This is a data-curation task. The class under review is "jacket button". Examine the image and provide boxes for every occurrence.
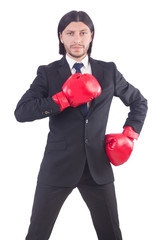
[86,119,89,124]
[44,111,50,115]
[85,139,88,144]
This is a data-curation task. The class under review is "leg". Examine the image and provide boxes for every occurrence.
[25,182,73,240]
[78,182,122,240]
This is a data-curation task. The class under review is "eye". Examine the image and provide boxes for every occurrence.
[81,31,87,35]
[67,32,73,36]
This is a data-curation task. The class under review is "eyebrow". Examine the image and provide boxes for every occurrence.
[66,29,89,32]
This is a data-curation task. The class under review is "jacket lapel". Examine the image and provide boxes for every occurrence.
[89,58,104,87]
[87,58,104,116]
[57,57,72,86]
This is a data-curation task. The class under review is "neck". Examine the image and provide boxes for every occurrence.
[66,53,87,62]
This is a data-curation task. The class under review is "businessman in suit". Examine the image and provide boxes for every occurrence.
[15,11,148,240]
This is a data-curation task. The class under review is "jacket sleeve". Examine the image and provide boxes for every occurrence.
[14,66,61,122]
[113,63,148,134]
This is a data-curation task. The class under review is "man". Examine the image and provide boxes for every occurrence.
[15,10,148,240]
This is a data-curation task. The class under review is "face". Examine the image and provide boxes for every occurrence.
[60,21,93,61]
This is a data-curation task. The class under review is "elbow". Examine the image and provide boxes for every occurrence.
[14,109,26,123]
[143,98,148,114]
[14,105,29,122]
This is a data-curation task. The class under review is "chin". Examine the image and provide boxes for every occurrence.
[70,52,86,59]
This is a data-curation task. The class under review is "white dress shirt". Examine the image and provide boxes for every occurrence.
[65,54,92,110]
[66,54,92,75]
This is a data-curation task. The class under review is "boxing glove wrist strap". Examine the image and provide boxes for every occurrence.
[123,126,139,140]
[52,92,70,111]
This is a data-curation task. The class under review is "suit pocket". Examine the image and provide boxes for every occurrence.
[46,141,66,151]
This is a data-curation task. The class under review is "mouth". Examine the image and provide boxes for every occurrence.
[71,45,83,50]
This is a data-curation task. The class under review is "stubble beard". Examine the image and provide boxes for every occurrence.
[66,44,89,60]
[69,51,86,59]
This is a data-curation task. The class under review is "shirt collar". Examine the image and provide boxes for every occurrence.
[66,54,89,70]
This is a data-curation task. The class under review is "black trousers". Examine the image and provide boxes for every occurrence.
[25,162,122,240]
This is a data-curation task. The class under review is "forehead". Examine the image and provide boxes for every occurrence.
[63,21,90,32]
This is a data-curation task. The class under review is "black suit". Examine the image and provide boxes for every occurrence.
[15,57,147,240]
[15,57,147,186]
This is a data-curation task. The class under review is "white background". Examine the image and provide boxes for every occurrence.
[0,0,159,239]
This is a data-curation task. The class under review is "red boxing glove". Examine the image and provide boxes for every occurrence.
[105,127,139,166]
[52,73,101,111]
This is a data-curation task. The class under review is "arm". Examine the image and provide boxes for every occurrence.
[14,67,101,123]
[105,64,148,166]
[113,63,148,134]
[14,66,61,122]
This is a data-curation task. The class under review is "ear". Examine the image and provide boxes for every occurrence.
[59,32,63,44]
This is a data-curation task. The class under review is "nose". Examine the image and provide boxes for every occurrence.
[73,33,81,44]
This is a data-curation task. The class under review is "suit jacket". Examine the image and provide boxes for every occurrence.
[14,57,148,187]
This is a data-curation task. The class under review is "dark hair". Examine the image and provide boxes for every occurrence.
[58,11,95,56]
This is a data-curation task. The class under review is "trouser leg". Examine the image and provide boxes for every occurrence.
[77,164,122,240]
[25,182,73,240]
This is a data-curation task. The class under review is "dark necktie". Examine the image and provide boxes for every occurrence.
[73,63,87,116]
[73,62,84,73]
